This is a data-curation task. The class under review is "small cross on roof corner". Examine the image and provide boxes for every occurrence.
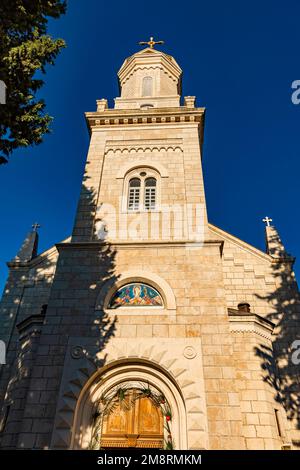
[138,36,164,49]
[262,216,273,227]
[32,222,41,232]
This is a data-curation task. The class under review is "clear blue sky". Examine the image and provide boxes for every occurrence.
[1,0,300,293]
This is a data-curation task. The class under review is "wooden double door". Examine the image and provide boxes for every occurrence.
[100,390,164,449]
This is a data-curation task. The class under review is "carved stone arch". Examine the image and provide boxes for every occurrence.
[51,337,208,450]
[163,71,177,83]
[95,270,176,312]
[71,360,188,449]
[116,160,169,179]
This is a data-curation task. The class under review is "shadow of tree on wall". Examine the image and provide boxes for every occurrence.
[75,161,119,344]
[254,231,300,446]
[0,234,60,447]
[0,178,120,449]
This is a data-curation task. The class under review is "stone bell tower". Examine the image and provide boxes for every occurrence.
[1,40,298,451]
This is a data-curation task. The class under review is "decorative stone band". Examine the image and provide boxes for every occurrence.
[99,439,163,448]
[228,309,275,341]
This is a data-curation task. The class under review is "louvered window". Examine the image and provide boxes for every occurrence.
[128,178,141,211]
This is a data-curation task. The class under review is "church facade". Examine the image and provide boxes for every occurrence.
[0,44,299,450]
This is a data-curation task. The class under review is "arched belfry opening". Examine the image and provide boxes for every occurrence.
[142,76,153,97]
[90,384,165,449]
[71,361,187,450]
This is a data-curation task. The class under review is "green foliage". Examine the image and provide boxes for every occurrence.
[0,1,67,163]
[89,383,175,450]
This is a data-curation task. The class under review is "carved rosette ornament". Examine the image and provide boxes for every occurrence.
[88,381,174,450]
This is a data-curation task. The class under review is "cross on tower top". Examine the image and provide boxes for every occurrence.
[138,36,164,49]
[32,222,41,232]
[262,216,273,227]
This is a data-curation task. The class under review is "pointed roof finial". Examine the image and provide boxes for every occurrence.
[138,36,164,49]
[13,223,40,263]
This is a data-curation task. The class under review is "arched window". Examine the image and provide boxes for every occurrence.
[237,302,251,312]
[140,104,154,109]
[128,178,141,211]
[142,76,153,97]
[144,177,157,210]
[109,283,163,308]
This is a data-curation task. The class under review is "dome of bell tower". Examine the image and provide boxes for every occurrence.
[115,47,182,109]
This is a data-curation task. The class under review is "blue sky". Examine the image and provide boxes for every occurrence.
[1,0,300,292]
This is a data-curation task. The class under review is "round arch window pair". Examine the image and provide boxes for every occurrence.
[109,282,163,308]
[128,175,157,211]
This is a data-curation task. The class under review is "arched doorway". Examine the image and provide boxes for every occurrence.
[72,361,187,449]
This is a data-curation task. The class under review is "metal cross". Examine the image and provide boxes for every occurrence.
[262,217,273,227]
[138,36,164,49]
[32,222,41,232]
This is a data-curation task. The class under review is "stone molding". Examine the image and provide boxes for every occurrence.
[121,64,178,84]
[228,309,275,341]
[95,270,176,313]
[209,223,272,262]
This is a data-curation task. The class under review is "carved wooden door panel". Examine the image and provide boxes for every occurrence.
[100,391,164,449]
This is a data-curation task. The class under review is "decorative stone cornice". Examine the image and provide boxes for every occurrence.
[7,237,70,270]
[228,308,275,341]
[85,107,205,133]
[117,48,182,89]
